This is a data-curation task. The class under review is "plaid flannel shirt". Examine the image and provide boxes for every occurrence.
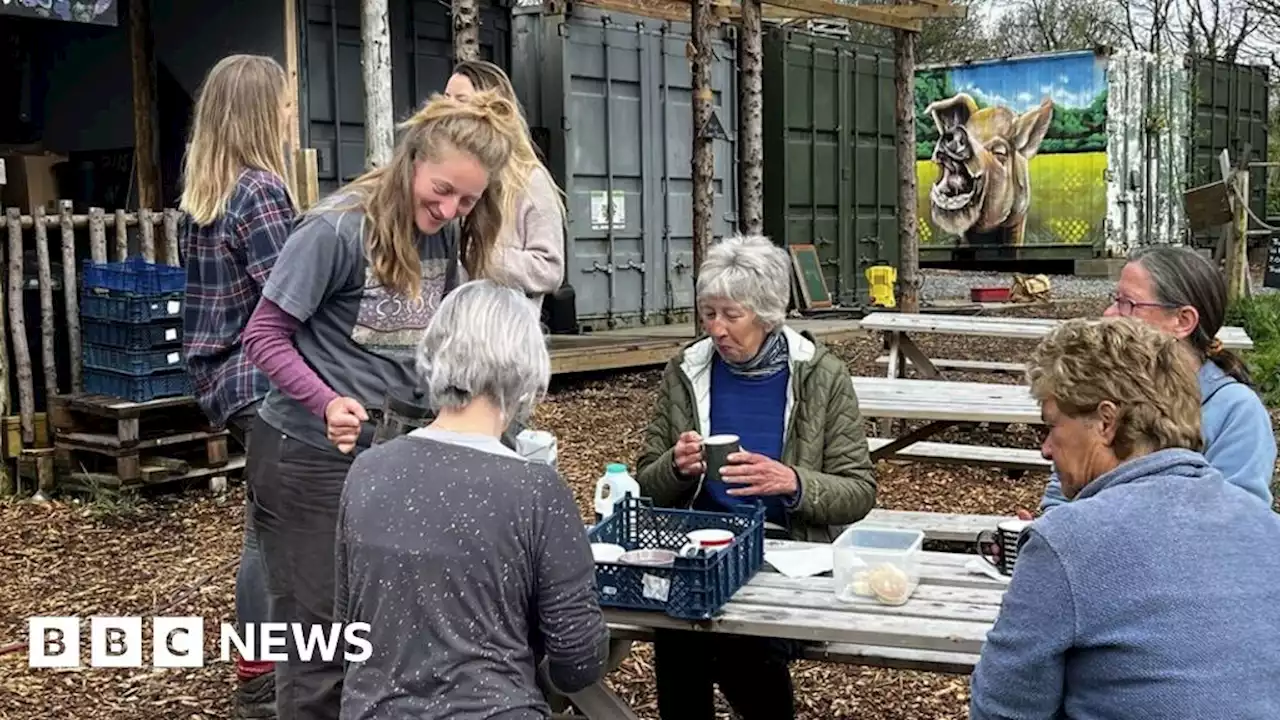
[180,168,296,428]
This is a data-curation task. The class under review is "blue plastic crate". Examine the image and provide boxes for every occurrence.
[588,496,765,620]
[82,256,185,296]
[83,367,192,403]
[82,318,183,350]
[83,343,185,376]
[80,290,184,324]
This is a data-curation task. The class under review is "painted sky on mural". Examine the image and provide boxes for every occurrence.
[948,51,1108,112]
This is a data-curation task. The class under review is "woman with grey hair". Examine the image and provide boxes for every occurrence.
[1035,244,1275,515]
[635,234,877,719]
[333,279,609,719]
[971,317,1280,718]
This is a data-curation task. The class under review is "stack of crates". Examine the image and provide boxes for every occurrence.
[80,256,191,403]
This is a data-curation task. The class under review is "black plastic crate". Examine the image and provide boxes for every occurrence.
[83,343,185,376]
[588,496,765,620]
[82,256,185,296]
[82,318,183,350]
[81,290,184,324]
[83,368,192,403]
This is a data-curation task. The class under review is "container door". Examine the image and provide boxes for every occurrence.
[516,7,738,331]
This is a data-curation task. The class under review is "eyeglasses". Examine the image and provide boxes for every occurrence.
[1110,296,1179,316]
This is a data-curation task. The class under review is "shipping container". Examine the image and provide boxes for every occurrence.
[510,4,739,331]
[300,0,512,194]
[761,28,898,306]
[913,48,1269,268]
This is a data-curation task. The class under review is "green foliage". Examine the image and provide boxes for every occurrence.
[913,69,1108,160]
[1225,294,1280,407]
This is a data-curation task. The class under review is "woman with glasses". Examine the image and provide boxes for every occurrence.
[1037,245,1276,513]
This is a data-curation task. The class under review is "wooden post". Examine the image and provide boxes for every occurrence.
[893,5,920,313]
[163,209,180,266]
[60,201,81,393]
[453,0,480,62]
[128,0,162,210]
[88,207,107,263]
[114,209,129,260]
[283,0,303,152]
[1227,168,1251,301]
[7,208,33,449]
[361,0,394,168]
[139,207,156,262]
[738,0,764,237]
[690,0,715,285]
[33,206,57,411]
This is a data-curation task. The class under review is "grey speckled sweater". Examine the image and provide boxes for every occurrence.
[335,427,609,720]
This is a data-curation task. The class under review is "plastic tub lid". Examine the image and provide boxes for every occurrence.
[606,463,628,473]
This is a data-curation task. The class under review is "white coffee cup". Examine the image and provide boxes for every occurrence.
[678,528,735,558]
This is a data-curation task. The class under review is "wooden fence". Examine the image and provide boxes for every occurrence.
[0,149,320,495]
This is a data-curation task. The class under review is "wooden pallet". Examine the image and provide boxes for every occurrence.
[49,392,235,487]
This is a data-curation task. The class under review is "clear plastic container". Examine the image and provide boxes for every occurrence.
[832,524,924,606]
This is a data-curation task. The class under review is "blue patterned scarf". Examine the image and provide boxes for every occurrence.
[721,329,790,378]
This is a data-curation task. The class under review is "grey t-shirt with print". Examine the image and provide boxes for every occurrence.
[257,193,458,452]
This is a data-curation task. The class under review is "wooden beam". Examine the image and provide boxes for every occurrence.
[691,0,715,294]
[760,0,922,29]
[283,0,302,151]
[570,0,960,29]
[739,0,763,236]
[894,0,920,312]
[128,0,161,210]
[361,0,394,167]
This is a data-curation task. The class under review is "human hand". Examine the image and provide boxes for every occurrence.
[672,431,704,477]
[325,396,368,454]
[720,451,798,497]
[1015,508,1035,522]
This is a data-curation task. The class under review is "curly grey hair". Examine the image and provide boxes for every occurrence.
[695,234,792,330]
[414,279,550,423]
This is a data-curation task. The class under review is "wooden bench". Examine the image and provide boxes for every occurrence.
[607,623,979,675]
[862,508,1019,543]
[865,437,1050,472]
[875,355,1027,375]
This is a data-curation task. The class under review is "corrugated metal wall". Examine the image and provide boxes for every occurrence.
[300,0,511,194]
[761,29,897,306]
[511,5,739,330]
[1187,55,1270,244]
[1103,50,1189,257]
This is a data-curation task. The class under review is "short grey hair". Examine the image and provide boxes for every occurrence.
[414,279,550,423]
[695,234,791,329]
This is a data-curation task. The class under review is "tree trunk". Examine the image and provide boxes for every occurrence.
[362,0,395,168]
[738,0,763,237]
[453,0,480,63]
[690,0,715,286]
[128,0,161,211]
[893,21,920,313]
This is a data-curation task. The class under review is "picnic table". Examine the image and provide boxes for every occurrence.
[850,376,1045,468]
[862,312,1254,379]
[562,538,1008,719]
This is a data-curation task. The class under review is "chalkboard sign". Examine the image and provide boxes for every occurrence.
[1264,234,1280,290]
[789,244,831,309]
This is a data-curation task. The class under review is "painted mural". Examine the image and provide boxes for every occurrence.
[1,0,117,26]
[916,51,1109,248]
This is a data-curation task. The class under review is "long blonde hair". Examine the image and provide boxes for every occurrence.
[326,91,526,298]
[449,60,567,275]
[179,54,297,225]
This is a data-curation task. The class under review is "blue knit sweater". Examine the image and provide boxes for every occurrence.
[971,448,1280,719]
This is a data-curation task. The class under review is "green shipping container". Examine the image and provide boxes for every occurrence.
[762,29,899,307]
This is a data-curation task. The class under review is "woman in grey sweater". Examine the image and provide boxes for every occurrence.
[334,280,609,719]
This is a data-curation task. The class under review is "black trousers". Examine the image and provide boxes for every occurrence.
[653,629,797,719]
[246,415,355,720]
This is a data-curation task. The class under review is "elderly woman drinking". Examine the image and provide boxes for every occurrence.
[970,317,1280,720]
[334,279,609,719]
[635,234,877,720]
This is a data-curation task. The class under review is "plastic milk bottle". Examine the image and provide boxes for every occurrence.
[593,463,641,522]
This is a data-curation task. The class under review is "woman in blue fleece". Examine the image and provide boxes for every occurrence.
[1039,245,1275,512]
[971,317,1280,719]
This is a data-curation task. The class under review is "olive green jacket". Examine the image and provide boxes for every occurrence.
[634,325,877,543]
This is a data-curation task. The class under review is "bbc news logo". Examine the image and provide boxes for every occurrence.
[27,617,372,668]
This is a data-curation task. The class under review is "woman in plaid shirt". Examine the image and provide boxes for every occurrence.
[178,53,298,720]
